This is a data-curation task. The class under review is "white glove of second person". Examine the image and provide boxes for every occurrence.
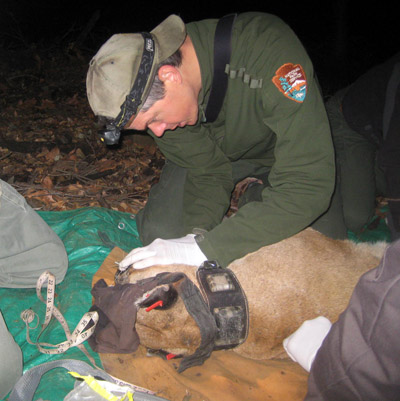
[283,316,332,372]
[118,234,207,270]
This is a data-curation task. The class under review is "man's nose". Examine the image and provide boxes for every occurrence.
[149,122,167,137]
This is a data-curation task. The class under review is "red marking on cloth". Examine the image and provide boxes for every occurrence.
[145,300,163,312]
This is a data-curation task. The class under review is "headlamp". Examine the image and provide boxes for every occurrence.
[98,124,121,146]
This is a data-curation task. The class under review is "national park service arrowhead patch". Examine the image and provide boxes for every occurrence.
[272,63,307,103]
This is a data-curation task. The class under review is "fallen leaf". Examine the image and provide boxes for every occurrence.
[42,176,53,189]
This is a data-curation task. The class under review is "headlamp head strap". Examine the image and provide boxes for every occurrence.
[114,32,155,128]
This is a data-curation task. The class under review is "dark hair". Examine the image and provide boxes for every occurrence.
[141,49,183,112]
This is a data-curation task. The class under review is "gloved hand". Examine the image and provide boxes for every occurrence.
[118,234,207,270]
[283,316,332,372]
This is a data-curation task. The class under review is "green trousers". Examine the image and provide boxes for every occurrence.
[136,156,348,247]
[326,89,386,234]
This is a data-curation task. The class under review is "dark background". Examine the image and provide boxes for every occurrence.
[0,0,399,94]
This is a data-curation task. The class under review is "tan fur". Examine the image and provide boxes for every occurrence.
[116,228,387,360]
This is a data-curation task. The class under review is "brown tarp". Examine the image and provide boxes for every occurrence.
[92,247,308,401]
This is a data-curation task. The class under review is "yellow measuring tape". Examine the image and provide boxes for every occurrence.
[20,271,100,367]
[68,372,134,401]
[20,270,156,396]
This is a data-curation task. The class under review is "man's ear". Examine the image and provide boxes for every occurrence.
[157,65,182,84]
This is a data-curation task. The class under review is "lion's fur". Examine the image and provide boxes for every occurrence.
[117,228,387,360]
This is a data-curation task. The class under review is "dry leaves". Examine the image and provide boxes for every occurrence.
[0,47,164,214]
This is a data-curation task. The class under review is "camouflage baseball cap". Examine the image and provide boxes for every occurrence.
[86,14,186,127]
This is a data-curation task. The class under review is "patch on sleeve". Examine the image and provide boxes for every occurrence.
[272,63,307,103]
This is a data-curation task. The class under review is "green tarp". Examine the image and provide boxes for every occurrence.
[0,207,141,401]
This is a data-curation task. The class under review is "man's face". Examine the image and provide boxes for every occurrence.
[126,74,199,137]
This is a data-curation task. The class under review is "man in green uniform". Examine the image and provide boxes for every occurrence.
[86,12,338,270]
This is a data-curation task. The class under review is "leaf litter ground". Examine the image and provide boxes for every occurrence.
[0,47,164,215]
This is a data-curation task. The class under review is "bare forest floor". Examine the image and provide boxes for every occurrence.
[0,46,165,215]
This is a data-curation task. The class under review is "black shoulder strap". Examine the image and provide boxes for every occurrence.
[204,13,236,123]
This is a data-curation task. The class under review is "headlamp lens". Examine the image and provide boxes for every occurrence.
[98,125,121,145]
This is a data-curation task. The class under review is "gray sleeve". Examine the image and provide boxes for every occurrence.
[0,179,68,288]
[305,239,400,401]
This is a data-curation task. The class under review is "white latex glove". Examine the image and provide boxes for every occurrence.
[118,234,207,270]
[283,316,332,372]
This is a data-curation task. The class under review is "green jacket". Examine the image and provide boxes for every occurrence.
[151,12,334,266]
